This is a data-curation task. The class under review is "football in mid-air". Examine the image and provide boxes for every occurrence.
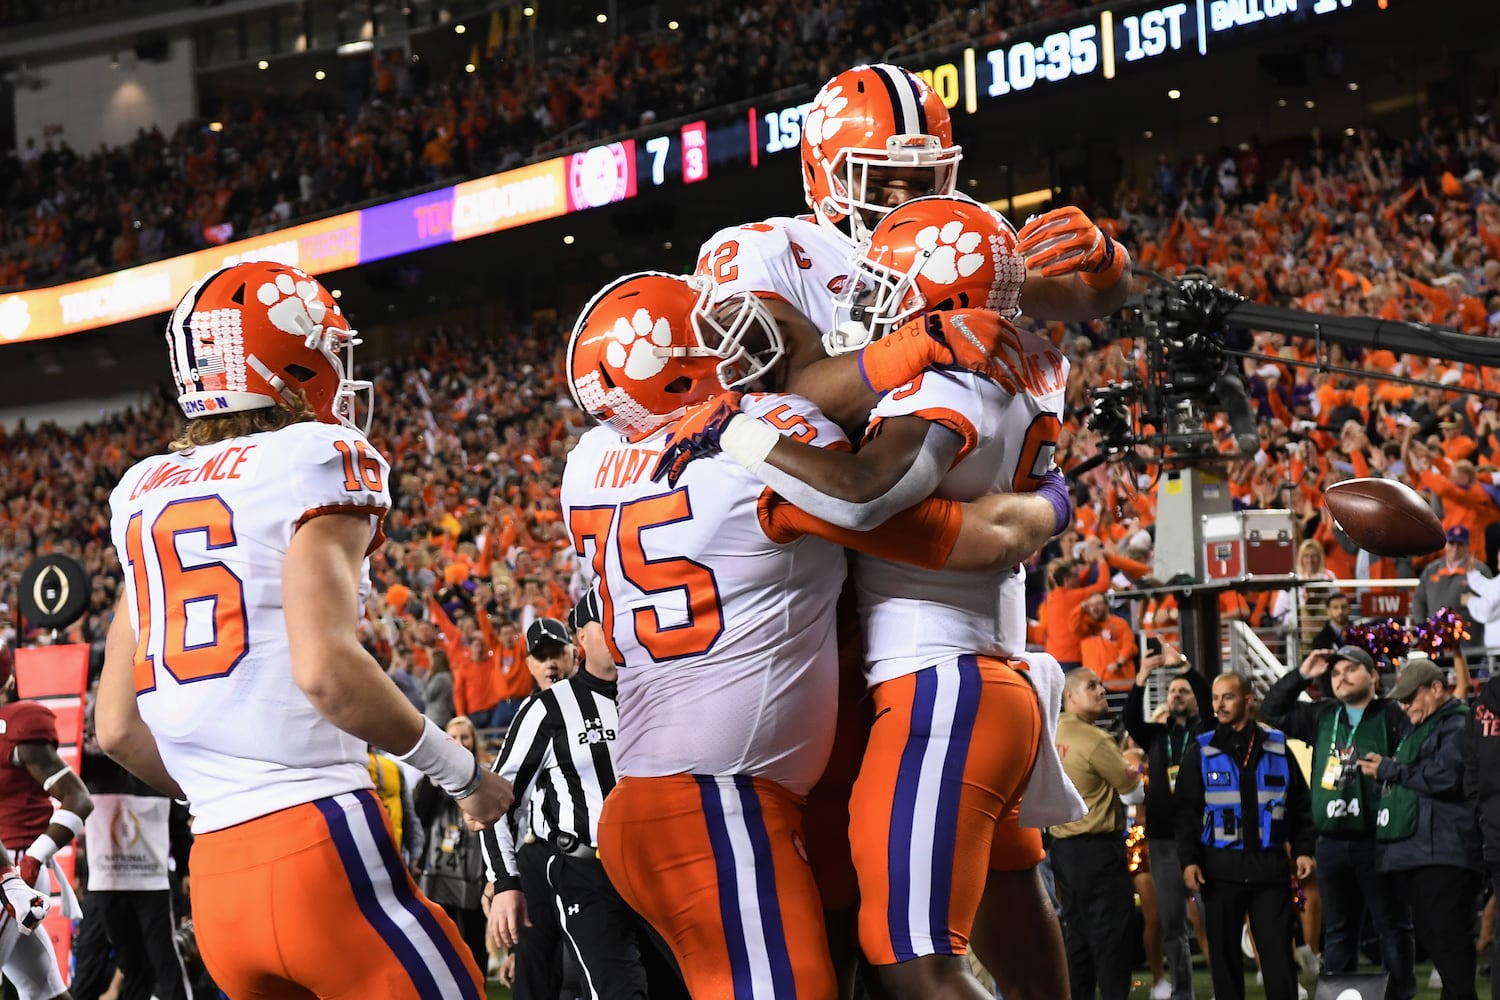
[1323,478,1445,557]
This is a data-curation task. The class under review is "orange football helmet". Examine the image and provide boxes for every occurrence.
[826,195,1026,355]
[566,272,783,440]
[801,64,962,242]
[165,261,370,429]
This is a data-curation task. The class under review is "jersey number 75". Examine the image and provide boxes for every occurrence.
[568,489,725,664]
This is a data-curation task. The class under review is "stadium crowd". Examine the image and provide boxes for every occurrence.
[2,65,1500,998]
[0,0,1099,293]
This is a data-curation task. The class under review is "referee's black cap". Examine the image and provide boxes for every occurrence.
[569,586,601,632]
[526,617,571,656]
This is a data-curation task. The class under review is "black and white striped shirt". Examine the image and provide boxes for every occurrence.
[480,668,619,891]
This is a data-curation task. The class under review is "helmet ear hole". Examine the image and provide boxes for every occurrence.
[664,376,694,394]
[230,283,247,305]
[284,363,318,383]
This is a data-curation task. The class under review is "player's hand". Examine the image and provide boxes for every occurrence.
[457,770,513,830]
[1017,207,1115,277]
[0,868,49,934]
[1183,864,1205,892]
[1295,855,1316,881]
[916,310,1033,392]
[650,393,745,487]
[487,889,530,952]
[499,952,517,987]
[16,855,41,888]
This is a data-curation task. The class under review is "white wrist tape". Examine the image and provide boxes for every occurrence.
[51,810,84,839]
[24,834,59,865]
[719,415,780,470]
[395,716,478,795]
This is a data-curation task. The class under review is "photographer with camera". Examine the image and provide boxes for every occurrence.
[1263,646,1416,999]
[1125,641,1212,1000]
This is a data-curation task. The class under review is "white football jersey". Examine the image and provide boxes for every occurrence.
[695,215,854,336]
[560,394,849,796]
[108,421,389,832]
[857,328,1069,684]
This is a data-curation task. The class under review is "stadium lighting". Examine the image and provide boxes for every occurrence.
[523,6,535,15]
[257,60,269,70]
[465,63,476,73]
[668,19,679,29]
[331,289,342,299]
[1305,99,1316,109]
[1209,115,1220,124]
[1144,130,1154,138]
[208,121,224,132]
[315,70,326,80]
[1347,82,1360,91]
[1345,127,1357,136]
[596,13,607,22]
[663,241,673,250]
[564,235,576,245]
[1167,89,1181,100]
[455,23,466,34]
[1277,99,1288,107]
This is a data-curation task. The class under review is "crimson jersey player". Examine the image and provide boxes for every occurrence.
[0,670,93,999]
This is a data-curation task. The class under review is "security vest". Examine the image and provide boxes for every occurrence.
[368,752,405,851]
[1312,704,1391,836]
[1199,726,1291,850]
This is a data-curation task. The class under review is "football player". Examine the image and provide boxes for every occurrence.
[0,654,89,1000]
[562,270,1067,1000]
[668,193,1127,998]
[695,62,1129,433]
[0,837,52,991]
[97,261,512,1000]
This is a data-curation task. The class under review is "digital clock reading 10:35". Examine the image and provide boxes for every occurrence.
[985,25,1101,95]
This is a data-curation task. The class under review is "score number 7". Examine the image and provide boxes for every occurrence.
[569,489,725,663]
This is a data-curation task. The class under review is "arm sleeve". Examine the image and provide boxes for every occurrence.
[1286,748,1318,858]
[6,703,57,745]
[746,420,961,531]
[758,490,961,570]
[1174,742,1206,869]
[1381,714,1468,797]
[695,225,798,302]
[1122,683,1161,750]
[479,694,549,890]
[1465,709,1480,804]
[1260,670,1321,743]
[287,424,391,554]
[1091,739,1143,796]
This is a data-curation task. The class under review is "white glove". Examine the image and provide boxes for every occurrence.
[1,868,49,934]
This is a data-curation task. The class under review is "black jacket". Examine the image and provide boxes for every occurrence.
[1465,679,1500,863]
[1123,665,1213,840]
[1174,722,1317,884]
[1261,667,1408,837]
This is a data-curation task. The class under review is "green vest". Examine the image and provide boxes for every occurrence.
[1375,699,1467,843]
[1311,703,1391,835]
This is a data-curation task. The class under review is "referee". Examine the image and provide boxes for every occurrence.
[481,591,684,1000]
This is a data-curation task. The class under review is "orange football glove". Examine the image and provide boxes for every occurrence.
[859,310,1022,395]
[1017,207,1127,288]
[651,392,744,487]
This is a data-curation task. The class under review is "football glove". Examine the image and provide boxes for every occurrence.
[859,310,1027,395]
[1017,207,1126,288]
[651,393,745,487]
[1,867,48,934]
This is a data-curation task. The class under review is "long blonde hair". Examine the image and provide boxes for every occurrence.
[169,392,317,452]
